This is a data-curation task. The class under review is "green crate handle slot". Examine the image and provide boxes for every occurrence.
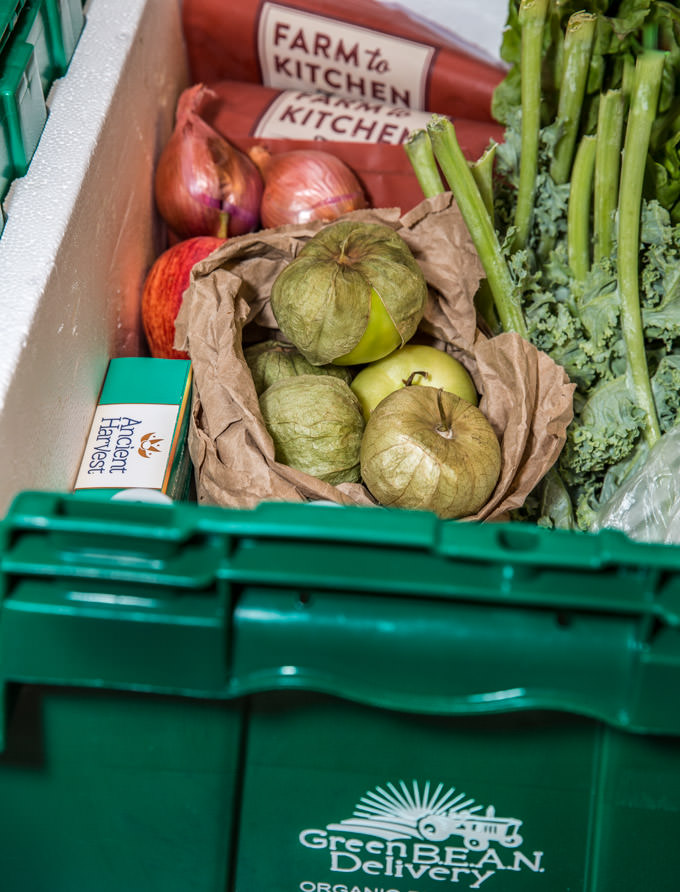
[1,490,679,746]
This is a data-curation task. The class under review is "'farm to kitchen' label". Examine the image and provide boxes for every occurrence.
[253,89,434,144]
[258,2,435,109]
[298,780,545,889]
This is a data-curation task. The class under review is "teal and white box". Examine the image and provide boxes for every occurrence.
[73,357,193,501]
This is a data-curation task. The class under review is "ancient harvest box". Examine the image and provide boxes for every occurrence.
[72,356,193,501]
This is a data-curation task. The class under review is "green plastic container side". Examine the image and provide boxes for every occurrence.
[0,0,27,57]
[0,685,679,891]
[0,685,245,892]
[43,0,82,75]
[14,0,54,95]
[0,100,12,201]
[0,40,46,175]
[236,691,680,892]
[61,0,83,59]
[1,491,680,889]
[1,489,680,734]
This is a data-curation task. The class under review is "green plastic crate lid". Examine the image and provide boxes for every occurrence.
[1,491,680,747]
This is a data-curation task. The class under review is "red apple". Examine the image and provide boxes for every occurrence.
[141,235,224,359]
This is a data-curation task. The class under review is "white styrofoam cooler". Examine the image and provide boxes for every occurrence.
[0,0,507,514]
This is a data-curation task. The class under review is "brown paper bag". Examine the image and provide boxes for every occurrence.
[175,193,575,520]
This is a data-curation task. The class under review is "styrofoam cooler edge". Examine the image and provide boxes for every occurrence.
[0,0,188,514]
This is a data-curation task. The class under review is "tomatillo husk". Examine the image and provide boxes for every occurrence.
[259,374,365,484]
[360,386,501,518]
[269,220,428,365]
[245,340,354,395]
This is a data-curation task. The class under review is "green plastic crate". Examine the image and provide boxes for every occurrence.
[0,96,11,207]
[14,0,53,95]
[3,0,85,100]
[0,490,679,891]
[0,0,27,58]
[0,38,45,176]
[0,0,82,221]
[43,0,82,77]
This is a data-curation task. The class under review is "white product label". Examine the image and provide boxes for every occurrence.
[74,403,179,491]
[298,779,546,888]
[254,89,434,144]
[258,2,435,109]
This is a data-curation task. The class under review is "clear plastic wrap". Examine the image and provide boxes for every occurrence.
[592,426,680,544]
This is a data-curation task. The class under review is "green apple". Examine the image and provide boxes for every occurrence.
[332,288,402,366]
[350,343,478,420]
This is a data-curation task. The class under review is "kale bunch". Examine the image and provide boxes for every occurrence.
[407,1,680,531]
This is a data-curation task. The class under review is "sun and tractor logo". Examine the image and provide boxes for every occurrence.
[297,780,545,887]
[327,781,524,851]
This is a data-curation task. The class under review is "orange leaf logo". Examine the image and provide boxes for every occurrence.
[138,432,164,458]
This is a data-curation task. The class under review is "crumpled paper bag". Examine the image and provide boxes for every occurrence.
[175,192,575,520]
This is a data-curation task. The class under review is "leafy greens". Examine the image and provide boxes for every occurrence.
[406,0,680,531]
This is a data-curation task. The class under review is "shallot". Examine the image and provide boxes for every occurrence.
[155,84,262,239]
[248,145,367,229]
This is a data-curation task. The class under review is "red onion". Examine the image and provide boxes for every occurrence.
[154,84,263,239]
[248,146,368,229]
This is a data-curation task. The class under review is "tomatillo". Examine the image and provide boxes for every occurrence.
[270,220,428,366]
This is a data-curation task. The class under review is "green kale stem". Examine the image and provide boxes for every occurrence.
[426,115,528,338]
[470,141,497,221]
[618,49,666,447]
[593,89,625,263]
[404,126,500,331]
[550,12,597,186]
[621,54,636,103]
[470,143,501,333]
[512,0,550,251]
[404,129,445,198]
[567,134,597,281]
[643,23,659,51]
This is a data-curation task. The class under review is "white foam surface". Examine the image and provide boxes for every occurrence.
[0,0,188,512]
